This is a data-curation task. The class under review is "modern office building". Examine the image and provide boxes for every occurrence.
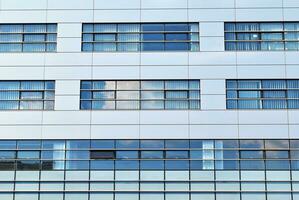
[0,0,299,200]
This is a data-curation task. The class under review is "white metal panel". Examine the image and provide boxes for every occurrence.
[0,112,42,125]
[236,52,285,65]
[45,67,92,79]
[94,0,141,9]
[91,125,140,139]
[236,0,283,8]
[140,125,189,139]
[141,0,187,9]
[45,53,92,66]
[284,8,299,21]
[57,38,81,52]
[239,125,289,138]
[140,111,189,124]
[92,66,139,79]
[238,111,288,124]
[189,9,235,21]
[42,125,90,139]
[236,9,283,21]
[55,80,81,95]
[47,0,93,9]
[190,125,238,138]
[201,80,226,95]
[188,0,235,8]
[42,111,91,125]
[189,52,236,65]
[200,37,225,51]
[189,66,237,79]
[0,11,47,23]
[237,65,286,79]
[57,23,82,38]
[91,111,140,125]
[93,53,140,66]
[141,66,188,79]
[141,10,188,22]
[0,54,45,66]
[0,126,42,139]
[189,111,238,124]
[141,52,188,65]
[200,22,224,37]
[201,95,226,110]
[1,0,47,10]
[0,67,44,80]
[47,10,93,23]
[55,96,80,110]
[94,10,141,22]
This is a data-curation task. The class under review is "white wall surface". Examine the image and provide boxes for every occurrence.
[0,0,297,140]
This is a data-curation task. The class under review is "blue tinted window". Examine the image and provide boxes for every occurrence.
[42,140,65,150]
[90,160,114,170]
[116,140,139,149]
[240,140,264,149]
[82,23,199,52]
[66,161,89,170]
[240,160,264,170]
[0,141,16,149]
[140,160,164,170]
[141,151,164,159]
[66,140,90,149]
[140,140,164,149]
[91,140,115,149]
[165,140,189,149]
[115,160,139,170]
[17,141,41,149]
[165,160,189,170]
[240,151,263,159]
[166,151,189,159]
[116,151,138,159]
[266,160,290,170]
[225,22,298,51]
[0,23,56,52]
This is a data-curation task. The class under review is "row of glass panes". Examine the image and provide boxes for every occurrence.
[0,193,297,200]
[225,22,299,51]
[80,80,200,110]
[0,140,296,150]
[82,23,199,52]
[82,42,200,52]
[227,80,299,109]
[0,81,55,110]
[2,150,299,160]
[1,160,298,170]
[0,24,57,52]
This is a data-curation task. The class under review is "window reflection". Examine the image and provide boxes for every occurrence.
[225,22,299,51]
[82,23,199,52]
[81,80,200,110]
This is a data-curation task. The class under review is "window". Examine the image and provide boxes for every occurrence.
[0,139,297,171]
[80,80,200,110]
[0,81,55,110]
[82,23,199,52]
[0,24,57,52]
[227,80,299,109]
[90,151,115,159]
[225,22,299,51]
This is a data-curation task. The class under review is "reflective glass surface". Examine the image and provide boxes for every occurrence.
[80,80,200,110]
[0,81,55,110]
[225,22,299,51]
[82,23,199,52]
[0,24,57,52]
[227,80,299,109]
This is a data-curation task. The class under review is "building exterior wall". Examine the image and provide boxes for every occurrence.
[0,0,299,199]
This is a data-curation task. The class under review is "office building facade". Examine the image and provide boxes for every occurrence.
[0,0,299,200]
